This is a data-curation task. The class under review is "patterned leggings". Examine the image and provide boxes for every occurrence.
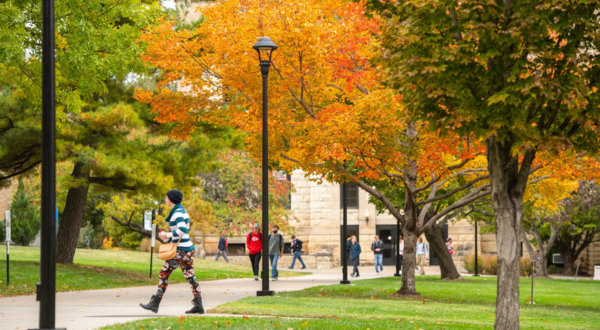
[156,249,201,298]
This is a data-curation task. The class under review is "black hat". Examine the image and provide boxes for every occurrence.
[291,235,296,239]
[166,189,183,204]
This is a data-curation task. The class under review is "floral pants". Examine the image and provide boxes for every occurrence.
[156,249,201,298]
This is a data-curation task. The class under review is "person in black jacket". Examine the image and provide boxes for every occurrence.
[288,235,307,269]
[215,236,229,263]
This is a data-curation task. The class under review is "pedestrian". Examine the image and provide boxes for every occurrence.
[269,224,285,281]
[246,223,263,281]
[347,235,362,278]
[288,235,307,269]
[397,235,404,276]
[140,189,204,314]
[371,235,384,275]
[416,236,429,275]
[215,236,229,263]
[446,238,453,255]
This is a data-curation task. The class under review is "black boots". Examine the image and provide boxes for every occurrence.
[140,295,162,313]
[185,297,205,314]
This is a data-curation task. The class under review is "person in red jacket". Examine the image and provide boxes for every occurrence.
[246,223,263,281]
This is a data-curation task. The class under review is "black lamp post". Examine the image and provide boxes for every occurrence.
[253,36,277,297]
[34,0,64,329]
[394,218,401,277]
[473,220,479,277]
[340,181,350,285]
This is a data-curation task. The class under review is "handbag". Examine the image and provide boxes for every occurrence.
[158,234,183,261]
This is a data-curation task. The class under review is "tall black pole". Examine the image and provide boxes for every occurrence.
[340,181,350,285]
[36,0,63,328]
[394,219,401,277]
[257,60,273,296]
[473,221,479,277]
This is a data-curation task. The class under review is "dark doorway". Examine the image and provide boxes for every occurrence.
[340,225,359,263]
[429,224,449,266]
[375,225,397,265]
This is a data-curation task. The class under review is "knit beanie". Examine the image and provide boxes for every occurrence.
[166,189,183,204]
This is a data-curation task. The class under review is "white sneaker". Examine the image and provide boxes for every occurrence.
[254,276,258,281]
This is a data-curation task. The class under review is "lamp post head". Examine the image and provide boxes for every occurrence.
[365,210,370,223]
[253,36,278,63]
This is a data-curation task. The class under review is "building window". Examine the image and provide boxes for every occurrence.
[340,182,359,209]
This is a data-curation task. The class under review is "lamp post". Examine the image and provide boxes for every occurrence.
[34,0,64,329]
[340,181,350,285]
[473,220,479,277]
[253,36,277,297]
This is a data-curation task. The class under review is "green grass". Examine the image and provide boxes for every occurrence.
[0,246,309,297]
[107,276,600,330]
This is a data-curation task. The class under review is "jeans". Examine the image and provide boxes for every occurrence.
[351,257,360,276]
[249,253,261,276]
[215,250,229,263]
[269,254,280,278]
[290,251,306,268]
[374,254,383,273]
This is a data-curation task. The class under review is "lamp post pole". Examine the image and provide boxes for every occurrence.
[35,0,64,329]
[340,181,350,285]
[473,220,479,277]
[253,37,277,297]
[394,219,401,277]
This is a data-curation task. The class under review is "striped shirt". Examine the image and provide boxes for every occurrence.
[165,204,194,252]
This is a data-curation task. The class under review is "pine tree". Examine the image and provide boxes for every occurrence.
[10,179,40,246]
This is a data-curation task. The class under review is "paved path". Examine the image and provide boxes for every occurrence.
[0,265,440,330]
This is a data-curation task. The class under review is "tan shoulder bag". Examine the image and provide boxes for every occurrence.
[158,234,183,261]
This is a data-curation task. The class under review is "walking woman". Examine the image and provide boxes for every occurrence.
[140,190,204,314]
[347,235,362,278]
[246,223,263,281]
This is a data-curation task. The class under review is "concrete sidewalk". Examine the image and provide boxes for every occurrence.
[0,264,428,330]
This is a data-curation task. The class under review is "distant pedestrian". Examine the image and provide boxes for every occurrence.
[416,236,429,275]
[215,236,230,263]
[140,189,204,314]
[446,238,454,255]
[288,235,307,269]
[246,223,263,281]
[371,235,384,275]
[397,235,404,276]
[347,235,362,278]
[269,224,285,281]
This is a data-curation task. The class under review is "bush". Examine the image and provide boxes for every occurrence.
[140,237,161,253]
[548,265,562,274]
[464,254,484,274]
[520,257,533,277]
[482,255,498,275]
[10,179,40,246]
[0,220,5,242]
[77,225,104,249]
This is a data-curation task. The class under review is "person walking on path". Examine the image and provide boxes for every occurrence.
[288,235,307,269]
[397,235,404,276]
[246,223,263,281]
[140,189,204,314]
[416,236,429,275]
[215,236,230,263]
[269,224,285,281]
[446,238,454,256]
[347,235,362,278]
[371,235,384,275]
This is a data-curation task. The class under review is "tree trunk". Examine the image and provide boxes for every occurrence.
[56,162,90,264]
[487,137,534,330]
[558,246,576,276]
[394,228,420,296]
[521,231,548,277]
[424,223,462,280]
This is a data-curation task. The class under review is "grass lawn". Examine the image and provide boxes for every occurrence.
[107,276,600,330]
[0,246,309,297]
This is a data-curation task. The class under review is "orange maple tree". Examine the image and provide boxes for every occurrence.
[135,0,599,295]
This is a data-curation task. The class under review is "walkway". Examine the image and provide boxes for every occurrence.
[0,265,440,330]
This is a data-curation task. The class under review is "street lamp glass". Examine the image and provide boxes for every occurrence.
[252,36,278,62]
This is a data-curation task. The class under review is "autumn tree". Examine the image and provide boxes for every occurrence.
[135,0,507,295]
[371,1,600,328]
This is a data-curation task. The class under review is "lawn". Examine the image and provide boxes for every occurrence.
[0,246,309,297]
[107,276,600,330]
